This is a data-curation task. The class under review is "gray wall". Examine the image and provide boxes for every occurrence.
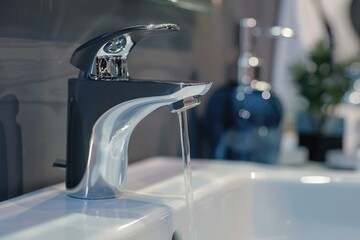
[0,0,278,198]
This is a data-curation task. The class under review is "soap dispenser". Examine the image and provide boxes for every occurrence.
[206,18,284,164]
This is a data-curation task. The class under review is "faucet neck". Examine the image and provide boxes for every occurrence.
[66,78,211,199]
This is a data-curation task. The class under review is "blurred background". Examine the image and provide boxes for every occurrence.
[0,0,359,201]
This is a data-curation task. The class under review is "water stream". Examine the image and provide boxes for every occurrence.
[178,110,197,240]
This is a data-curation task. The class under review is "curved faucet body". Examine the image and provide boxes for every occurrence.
[66,78,211,199]
[63,23,211,199]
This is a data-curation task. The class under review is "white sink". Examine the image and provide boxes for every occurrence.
[0,157,359,240]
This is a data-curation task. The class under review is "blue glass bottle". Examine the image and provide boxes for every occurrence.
[206,18,283,164]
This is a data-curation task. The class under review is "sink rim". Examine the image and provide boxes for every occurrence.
[1,157,360,240]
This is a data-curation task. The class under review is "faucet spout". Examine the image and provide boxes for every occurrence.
[64,23,212,199]
[66,78,211,199]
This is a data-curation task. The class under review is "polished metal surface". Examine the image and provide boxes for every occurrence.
[170,96,201,113]
[66,24,211,199]
[70,23,180,80]
[67,81,211,199]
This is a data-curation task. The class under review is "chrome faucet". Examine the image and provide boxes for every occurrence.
[65,24,211,199]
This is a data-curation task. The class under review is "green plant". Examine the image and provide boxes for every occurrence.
[291,40,350,132]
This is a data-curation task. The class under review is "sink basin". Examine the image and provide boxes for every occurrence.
[0,157,359,239]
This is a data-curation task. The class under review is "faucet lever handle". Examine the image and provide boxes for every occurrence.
[70,23,180,79]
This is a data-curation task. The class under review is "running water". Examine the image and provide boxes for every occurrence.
[177,110,197,240]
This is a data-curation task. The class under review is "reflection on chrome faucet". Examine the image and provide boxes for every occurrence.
[62,24,211,199]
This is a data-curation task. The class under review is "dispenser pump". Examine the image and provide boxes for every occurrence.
[70,23,180,80]
[239,18,257,55]
[237,18,260,84]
